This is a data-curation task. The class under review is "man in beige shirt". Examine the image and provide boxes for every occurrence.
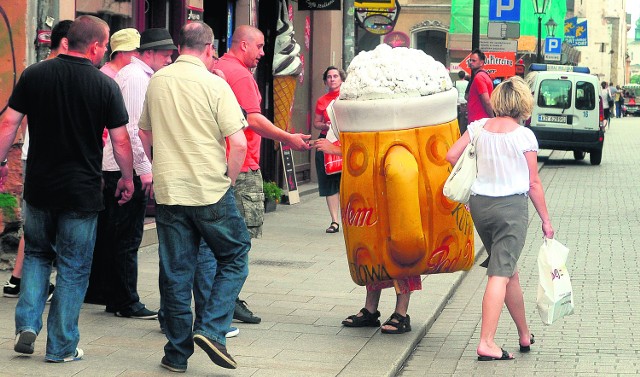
[139,21,249,372]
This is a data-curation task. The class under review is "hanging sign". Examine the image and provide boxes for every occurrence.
[383,31,410,48]
[298,0,341,10]
[458,52,516,78]
[355,0,395,9]
[355,2,401,35]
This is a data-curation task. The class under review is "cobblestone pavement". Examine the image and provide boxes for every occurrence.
[398,116,640,376]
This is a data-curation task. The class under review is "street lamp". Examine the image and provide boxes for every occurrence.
[545,18,558,37]
[533,0,552,63]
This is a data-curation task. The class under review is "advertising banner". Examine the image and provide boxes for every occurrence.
[458,51,516,78]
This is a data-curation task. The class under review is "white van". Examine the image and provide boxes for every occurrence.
[525,64,604,165]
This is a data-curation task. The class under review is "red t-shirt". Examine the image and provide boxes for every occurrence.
[314,90,340,136]
[467,70,493,122]
[215,54,263,172]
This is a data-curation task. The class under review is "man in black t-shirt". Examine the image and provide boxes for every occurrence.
[0,15,134,363]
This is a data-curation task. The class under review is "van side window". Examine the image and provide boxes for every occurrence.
[575,81,596,110]
[537,80,572,109]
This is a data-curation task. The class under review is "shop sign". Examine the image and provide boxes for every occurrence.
[298,0,340,10]
[187,6,203,23]
[458,51,516,78]
[36,30,51,45]
[355,0,395,9]
[355,2,401,35]
[383,31,410,48]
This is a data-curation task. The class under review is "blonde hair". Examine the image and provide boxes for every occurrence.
[490,76,533,120]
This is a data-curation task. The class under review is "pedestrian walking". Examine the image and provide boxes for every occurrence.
[465,49,494,123]
[138,21,250,372]
[0,15,134,362]
[446,76,554,361]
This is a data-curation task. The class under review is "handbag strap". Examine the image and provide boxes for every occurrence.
[469,122,485,147]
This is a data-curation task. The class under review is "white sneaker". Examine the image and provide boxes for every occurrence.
[225,327,239,338]
[45,348,83,363]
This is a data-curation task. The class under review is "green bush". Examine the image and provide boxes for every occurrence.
[263,181,283,203]
[0,193,18,221]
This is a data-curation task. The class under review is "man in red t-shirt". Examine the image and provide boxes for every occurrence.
[213,25,310,324]
[466,49,494,123]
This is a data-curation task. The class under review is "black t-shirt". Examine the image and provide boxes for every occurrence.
[9,54,128,211]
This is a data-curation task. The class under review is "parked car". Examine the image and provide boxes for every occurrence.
[622,84,640,116]
[524,64,604,165]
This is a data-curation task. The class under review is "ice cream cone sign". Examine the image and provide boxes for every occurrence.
[273,0,302,133]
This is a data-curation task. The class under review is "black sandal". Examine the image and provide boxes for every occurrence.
[342,308,381,327]
[519,334,535,352]
[326,222,340,233]
[381,312,411,334]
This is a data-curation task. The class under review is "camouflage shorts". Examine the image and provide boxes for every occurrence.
[234,170,264,239]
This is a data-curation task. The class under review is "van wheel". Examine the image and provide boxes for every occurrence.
[573,151,585,161]
[590,150,602,165]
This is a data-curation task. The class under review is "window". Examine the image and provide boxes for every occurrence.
[538,80,572,109]
[575,81,595,110]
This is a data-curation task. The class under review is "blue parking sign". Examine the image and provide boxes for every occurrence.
[544,37,562,54]
[489,0,521,22]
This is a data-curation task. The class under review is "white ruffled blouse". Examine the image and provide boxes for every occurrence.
[467,118,538,197]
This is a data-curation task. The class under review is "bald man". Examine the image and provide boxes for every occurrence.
[213,25,310,324]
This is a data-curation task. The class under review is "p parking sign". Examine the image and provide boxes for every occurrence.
[489,0,521,22]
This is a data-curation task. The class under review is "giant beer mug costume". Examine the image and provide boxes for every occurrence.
[327,45,474,286]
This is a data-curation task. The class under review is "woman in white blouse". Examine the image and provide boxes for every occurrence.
[446,76,554,361]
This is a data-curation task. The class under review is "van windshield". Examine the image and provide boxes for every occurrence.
[538,80,571,109]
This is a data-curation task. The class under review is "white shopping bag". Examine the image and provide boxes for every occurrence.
[536,238,575,325]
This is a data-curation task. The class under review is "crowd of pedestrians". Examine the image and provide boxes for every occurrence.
[0,14,562,373]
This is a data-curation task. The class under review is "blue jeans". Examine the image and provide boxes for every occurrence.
[156,188,250,369]
[15,202,98,360]
[158,240,230,333]
[87,172,148,312]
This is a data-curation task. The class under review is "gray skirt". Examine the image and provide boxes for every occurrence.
[469,194,528,277]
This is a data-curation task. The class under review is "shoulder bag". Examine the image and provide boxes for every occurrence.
[443,126,483,203]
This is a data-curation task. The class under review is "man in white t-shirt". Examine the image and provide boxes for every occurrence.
[455,70,469,134]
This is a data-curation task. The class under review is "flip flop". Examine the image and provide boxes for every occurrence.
[519,334,535,352]
[477,348,514,361]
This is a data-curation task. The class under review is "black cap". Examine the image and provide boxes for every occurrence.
[139,28,177,51]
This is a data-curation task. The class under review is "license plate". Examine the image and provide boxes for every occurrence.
[538,114,567,123]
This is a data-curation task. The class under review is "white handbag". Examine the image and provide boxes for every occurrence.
[536,237,575,325]
[443,127,482,203]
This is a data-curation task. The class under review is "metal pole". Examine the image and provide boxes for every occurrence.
[537,16,542,63]
[472,0,480,50]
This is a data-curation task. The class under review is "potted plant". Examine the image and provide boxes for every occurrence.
[263,181,283,213]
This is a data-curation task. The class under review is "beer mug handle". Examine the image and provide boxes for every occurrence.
[384,145,426,265]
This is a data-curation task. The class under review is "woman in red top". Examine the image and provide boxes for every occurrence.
[313,66,345,233]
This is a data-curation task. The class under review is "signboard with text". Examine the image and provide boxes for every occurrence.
[280,144,300,204]
[298,0,340,10]
[480,38,517,52]
[458,52,516,78]
[564,17,588,47]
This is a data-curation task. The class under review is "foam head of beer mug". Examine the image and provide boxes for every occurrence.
[328,45,475,286]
